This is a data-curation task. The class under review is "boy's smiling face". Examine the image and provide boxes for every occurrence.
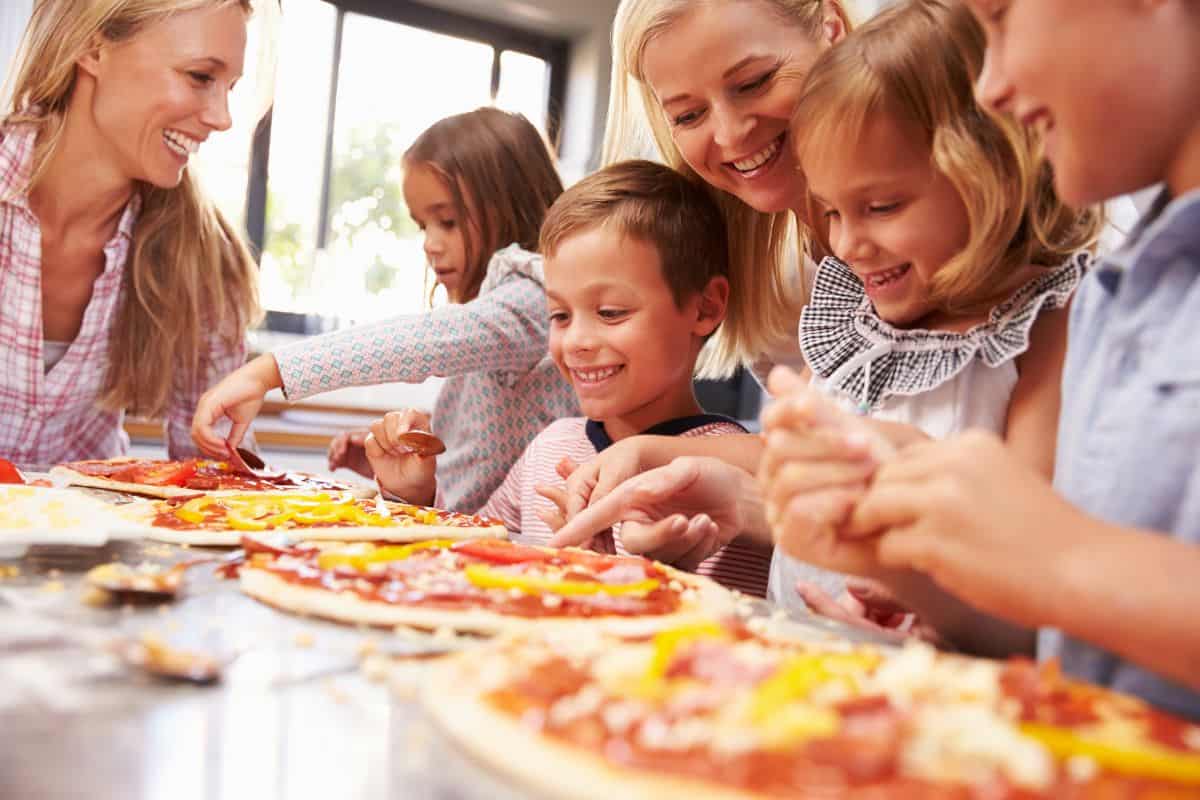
[545,226,725,441]
[967,0,1200,202]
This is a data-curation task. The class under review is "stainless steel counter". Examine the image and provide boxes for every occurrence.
[0,540,457,800]
[1,538,887,800]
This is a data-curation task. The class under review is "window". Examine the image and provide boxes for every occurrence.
[194,0,567,330]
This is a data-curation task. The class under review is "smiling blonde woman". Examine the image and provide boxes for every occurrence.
[0,0,262,465]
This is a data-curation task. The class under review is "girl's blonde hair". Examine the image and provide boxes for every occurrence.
[4,0,262,418]
[403,107,564,305]
[602,0,856,378]
[793,0,1101,313]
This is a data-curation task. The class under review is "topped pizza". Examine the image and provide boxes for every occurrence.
[232,537,737,635]
[424,622,1200,799]
[51,456,373,499]
[119,492,507,546]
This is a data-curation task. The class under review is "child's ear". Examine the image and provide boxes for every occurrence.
[691,276,730,338]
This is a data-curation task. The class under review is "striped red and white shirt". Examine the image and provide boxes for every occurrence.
[0,124,246,466]
[479,415,770,597]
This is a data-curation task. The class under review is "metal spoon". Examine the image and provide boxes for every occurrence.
[226,446,286,479]
[394,430,446,457]
[85,561,192,602]
[109,633,225,684]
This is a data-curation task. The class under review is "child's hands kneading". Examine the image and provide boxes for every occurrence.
[364,409,437,506]
[848,431,1091,629]
[759,367,897,578]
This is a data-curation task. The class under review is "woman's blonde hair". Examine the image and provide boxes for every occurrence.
[602,0,856,378]
[4,0,262,418]
[403,107,564,305]
[793,0,1101,313]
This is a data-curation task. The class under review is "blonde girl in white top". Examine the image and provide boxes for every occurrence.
[761,0,1103,616]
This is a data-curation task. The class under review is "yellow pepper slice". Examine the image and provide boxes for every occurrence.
[463,564,660,596]
[645,622,729,683]
[173,496,215,524]
[756,704,842,749]
[1020,723,1200,784]
[748,652,879,723]
[226,509,271,531]
[317,539,456,571]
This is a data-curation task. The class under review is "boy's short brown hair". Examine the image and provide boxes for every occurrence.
[539,160,730,306]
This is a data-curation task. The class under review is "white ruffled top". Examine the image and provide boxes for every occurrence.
[800,253,1089,438]
[769,252,1089,606]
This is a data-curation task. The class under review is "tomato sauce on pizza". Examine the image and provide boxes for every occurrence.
[60,457,354,493]
[234,537,685,619]
[432,623,1200,798]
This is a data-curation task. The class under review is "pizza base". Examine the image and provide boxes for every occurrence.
[136,522,508,547]
[422,651,762,800]
[240,564,736,636]
[50,465,377,500]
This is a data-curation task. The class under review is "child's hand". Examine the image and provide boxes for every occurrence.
[551,457,753,569]
[364,410,437,506]
[327,429,373,478]
[534,483,568,532]
[561,437,649,520]
[795,579,946,648]
[848,430,1088,628]
[192,354,282,457]
[759,367,896,577]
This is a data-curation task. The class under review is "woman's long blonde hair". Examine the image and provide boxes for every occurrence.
[4,0,262,418]
[602,0,856,378]
[793,0,1101,313]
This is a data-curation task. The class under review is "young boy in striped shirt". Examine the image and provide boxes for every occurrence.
[369,160,769,596]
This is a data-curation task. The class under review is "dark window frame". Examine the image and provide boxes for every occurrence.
[244,0,570,332]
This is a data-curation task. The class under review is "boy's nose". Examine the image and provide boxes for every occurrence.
[975,49,1014,113]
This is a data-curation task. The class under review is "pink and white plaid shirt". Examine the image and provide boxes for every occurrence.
[0,125,246,466]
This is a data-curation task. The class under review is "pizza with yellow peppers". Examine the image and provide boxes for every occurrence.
[423,621,1200,799]
[229,537,737,635]
[119,492,506,546]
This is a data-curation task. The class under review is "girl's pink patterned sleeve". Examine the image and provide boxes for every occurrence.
[273,276,549,401]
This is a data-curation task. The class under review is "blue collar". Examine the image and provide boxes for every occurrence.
[585,413,746,452]
[1097,187,1200,295]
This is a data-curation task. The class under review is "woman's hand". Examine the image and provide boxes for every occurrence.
[551,456,759,568]
[192,354,283,456]
[327,429,373,478]
[363,409,437,506]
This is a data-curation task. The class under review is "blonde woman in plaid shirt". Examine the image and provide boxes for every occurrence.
[0,0,261,465]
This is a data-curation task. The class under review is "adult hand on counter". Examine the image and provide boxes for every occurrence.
[191,354,283,457]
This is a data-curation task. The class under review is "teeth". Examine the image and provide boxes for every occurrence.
[572,366,622,384]
[866,264,910,288]
[163,129,200,157]
[731,137,780,173]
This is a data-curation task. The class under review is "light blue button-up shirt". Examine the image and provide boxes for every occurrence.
[1040,188,1200,721]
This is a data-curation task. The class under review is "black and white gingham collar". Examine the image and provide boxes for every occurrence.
[799,254,1089,413]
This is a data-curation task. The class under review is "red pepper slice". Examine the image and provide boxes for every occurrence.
[131,460,199,487]
[559,548,656,575]
[0,458,26,484]
[451,539,554,564]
